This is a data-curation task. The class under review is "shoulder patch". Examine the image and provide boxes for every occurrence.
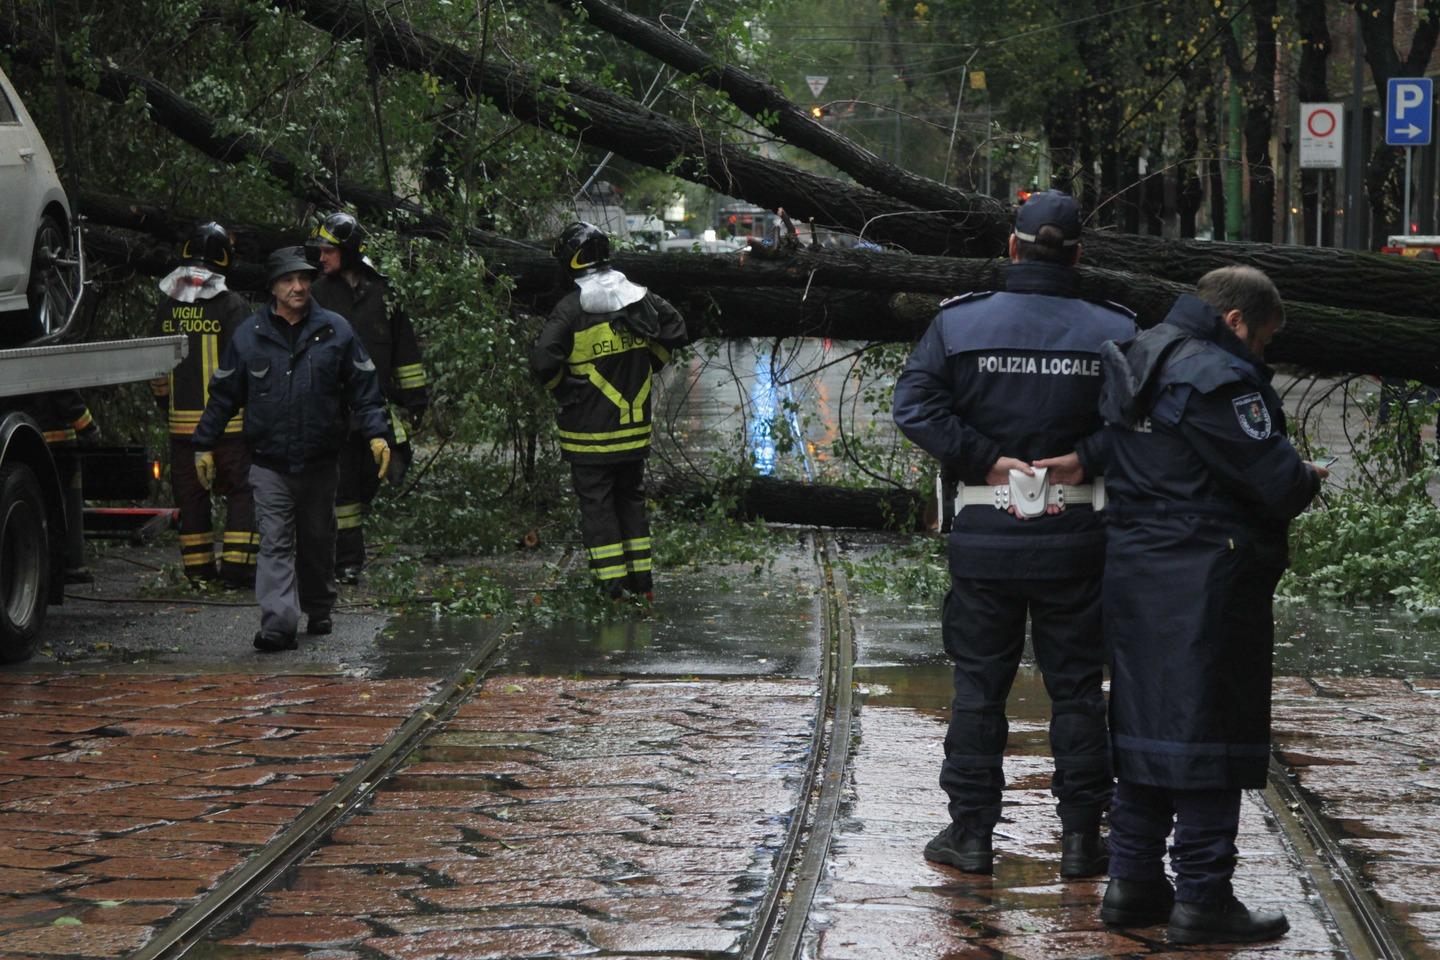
[1232,392,1272,440]
[939,291,995,309]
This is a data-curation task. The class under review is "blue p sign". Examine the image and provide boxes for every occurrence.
[1387,78,1433,146]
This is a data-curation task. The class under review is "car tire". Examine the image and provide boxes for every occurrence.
[26,214,79,339]
[0,464,49,663]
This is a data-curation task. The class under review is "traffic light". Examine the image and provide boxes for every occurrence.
[809,104,827,120]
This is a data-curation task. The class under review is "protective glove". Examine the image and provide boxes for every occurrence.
[370,437,391,479]
[195,451,215,490]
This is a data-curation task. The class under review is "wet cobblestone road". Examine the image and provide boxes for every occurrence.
[0,534,1431,957]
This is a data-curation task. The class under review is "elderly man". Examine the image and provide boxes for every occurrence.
[1097,266,1326,942]
[193,247,390,652]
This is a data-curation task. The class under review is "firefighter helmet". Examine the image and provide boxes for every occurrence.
[311,211,366,267]
[553,221,610,275]
[180,222,234,272]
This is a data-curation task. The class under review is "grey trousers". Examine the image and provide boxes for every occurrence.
[250,462,338,639]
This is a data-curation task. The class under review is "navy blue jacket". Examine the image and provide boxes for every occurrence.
[893,262,1138,579]
[1100,293,1320,790]
[193,302,388,473]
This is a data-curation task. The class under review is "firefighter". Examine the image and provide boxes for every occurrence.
[149,222,257,585]
[530,222,687,599]
[308,212,428,584]
[20,391,98,583]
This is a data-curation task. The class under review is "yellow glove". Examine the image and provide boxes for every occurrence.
[370,437,390,479]
[194,451,215,491]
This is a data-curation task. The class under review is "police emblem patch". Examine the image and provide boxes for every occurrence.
[1232,392,1271,440]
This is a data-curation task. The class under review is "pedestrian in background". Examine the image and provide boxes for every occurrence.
[1097,266,1326,943]
[892,190,1137,877]
[193,247,390,652]
[530,222,687,600]
[309,212,429,585]
[149,222,257,586]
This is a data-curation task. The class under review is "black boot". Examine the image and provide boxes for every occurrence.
[923,824,993,875]
[1060,829,1109,878]
[306,614,333,636]
[1101,877,1175,926]
[253,631,297,652]
[1168,897,1289,944]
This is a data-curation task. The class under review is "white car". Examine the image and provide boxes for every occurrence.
[0,65,82,340]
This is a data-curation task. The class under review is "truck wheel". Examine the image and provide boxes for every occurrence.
[0,464,48,663]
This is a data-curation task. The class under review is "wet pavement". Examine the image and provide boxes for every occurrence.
[0,518,1437,957]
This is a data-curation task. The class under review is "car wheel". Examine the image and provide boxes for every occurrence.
[0,464,49,663]
[26,215,81,339]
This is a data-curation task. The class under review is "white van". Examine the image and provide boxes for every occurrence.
[0,66,82,339]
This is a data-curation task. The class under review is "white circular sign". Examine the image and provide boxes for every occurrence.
[1307,108,1337,138]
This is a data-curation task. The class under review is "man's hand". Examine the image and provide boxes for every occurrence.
[984,456,1033,485]
[194,451,215,491]
[1305,461,1331,480]
[1034,452,1084,485]
[370,437,391,479]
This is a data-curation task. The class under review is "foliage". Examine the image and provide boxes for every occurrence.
[841,535,948,605]
[1283,382,1440,615]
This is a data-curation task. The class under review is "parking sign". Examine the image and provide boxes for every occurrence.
[1387,78,1433,146]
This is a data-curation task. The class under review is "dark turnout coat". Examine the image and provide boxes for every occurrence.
[1099,294,1320,790]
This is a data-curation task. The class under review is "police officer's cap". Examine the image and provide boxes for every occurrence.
[1014,190,1082,247]
[267,246,317,284]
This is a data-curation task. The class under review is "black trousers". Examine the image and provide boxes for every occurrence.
[941,575,1113,834]
[172,435,256,582]
[570,460,652,595]
[1108,779,1242,905]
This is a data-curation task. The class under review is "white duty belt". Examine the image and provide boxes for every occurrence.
[940,466,1106,519]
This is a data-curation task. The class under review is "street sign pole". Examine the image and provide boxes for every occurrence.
[1406,146,1414,236]
[1317,171,1324,248]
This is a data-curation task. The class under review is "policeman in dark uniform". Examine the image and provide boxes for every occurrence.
[893,190,1137,876]
[309,212,429,584]
[1097,266,1325,942]
[529,222,687,599]
[149,223,257,585]
[20,391,98,583]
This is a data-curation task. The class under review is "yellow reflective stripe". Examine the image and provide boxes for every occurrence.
[627,558,653,572]
[623,538,652,551]
[559,438,651,454]
[389,407,408,444]
[179,532,213,546]
[588,544,624,559]
[182,553,215,566]
[544,369,564,391]
[43,429,75,444]
[395,363,427,387]
[337,516,363,530]
[649,343,671,364]
[556,425,652,441]
[569,363,632,423]
[630,372,651,422]
[72,409,93,431]
[568,322,649,364]
[593,564,628,581]
[222,532,253,544]
[202,333,218,407]
[335,504,363,518]
[220,551,254,564]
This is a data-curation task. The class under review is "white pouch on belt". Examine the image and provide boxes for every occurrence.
[1009,467,1049,519]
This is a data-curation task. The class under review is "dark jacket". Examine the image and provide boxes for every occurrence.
[150,289,251,437]
[193,302,388,473]
[529,287,687,464]
[892,262,1138,579]
[311,268,428,416]
[18,390,96,447]
[1100,293,1320,790]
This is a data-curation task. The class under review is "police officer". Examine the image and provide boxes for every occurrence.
[309,212,428,584]
[530,222,687,599]
[193,247,390,652]
[1097,266,1325,942]
[892,190,1136,876]
[149,222,257,585]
